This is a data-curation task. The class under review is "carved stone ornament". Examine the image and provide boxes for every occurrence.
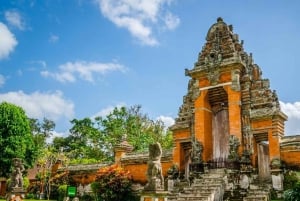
[231,69,240,91]
[270,158,281,169]
[207,67,220,85]
[144,142,164,191]
[191,139,203,163]
[191,79,201,101]
[228,135,240,162]
[167,164,179,179]
[9,158,25,190]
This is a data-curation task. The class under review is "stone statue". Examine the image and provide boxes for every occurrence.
[167,164,179,180]
[144,142,164,191]
[228,135,240,162]
[10,158,25,189]
[191,140,203,163]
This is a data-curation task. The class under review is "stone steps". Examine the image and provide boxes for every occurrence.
[167,169,225,201]
[243,189,270,201]
[243,195,269,201]
[167,168,271,201]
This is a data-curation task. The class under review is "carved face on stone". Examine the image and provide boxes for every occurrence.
[149,142,162,161]
[12,158,21,167]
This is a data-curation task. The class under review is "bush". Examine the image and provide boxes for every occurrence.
[283,182,300,201]
[91,164,136,201]
[57,184,68,201]
[22,177,30,190]
[80,194,94,201]
[284,170,299,190]
[25,193,34,199]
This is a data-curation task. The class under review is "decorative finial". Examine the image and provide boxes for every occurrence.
[217,17,223,22]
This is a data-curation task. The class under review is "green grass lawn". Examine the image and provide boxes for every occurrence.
[0,199,56,201]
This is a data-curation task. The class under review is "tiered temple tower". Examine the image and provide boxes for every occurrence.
[170,17,287,181]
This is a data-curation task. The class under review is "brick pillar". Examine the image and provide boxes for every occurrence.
[172,135,181,168]
[225,86,242,152]
[194,90,212,161]
[268,129,281,162]
[269,113,287,162]
[114,139,133,164]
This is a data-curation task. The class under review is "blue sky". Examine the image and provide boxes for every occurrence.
[0,0,300,137]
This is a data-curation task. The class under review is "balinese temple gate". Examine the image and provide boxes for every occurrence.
[170,17,287,187]
[2,17,300,201]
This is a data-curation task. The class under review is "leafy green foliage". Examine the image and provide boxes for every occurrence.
[284,170,299,190]
[29,118,56,155]
[53,105,173,163]
[91,164,137,201]
[36,145,69,200]
[23,176,30,189]
[57,184,68,201]
[283,182,300,201]
[0,102,38,177]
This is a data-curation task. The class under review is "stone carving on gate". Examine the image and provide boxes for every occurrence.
[228,135,240,162]
[191,139,203,163]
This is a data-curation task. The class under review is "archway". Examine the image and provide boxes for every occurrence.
[208,87,230,164]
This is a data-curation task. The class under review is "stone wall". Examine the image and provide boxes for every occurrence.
[120,150,173,183]
[281,135,300,169]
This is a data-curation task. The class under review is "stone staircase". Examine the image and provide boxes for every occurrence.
[242,181,271,201]
[167,169,271,201]
[168,169,225,201]
[223,189,247,201]
[223,174,271,201]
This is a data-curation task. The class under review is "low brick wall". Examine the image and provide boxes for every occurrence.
[121,150,173,183]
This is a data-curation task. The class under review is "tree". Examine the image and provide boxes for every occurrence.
[30,118,56,157]
[0,102,38,177]
[36,146,68,200]
[95,105,173,156]
[53,105,173,163]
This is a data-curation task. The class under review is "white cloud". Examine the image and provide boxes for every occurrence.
[5,10,25,30]
[47,130,69,143]
[280,101,300,135]
[0,91,74,121]
[0,22,18,60]
[49,34,59,43]
[30,60,47,68]
[96,0,180,46]
[0,75,6,87]
[163,11,180,30]
[41,61,126,83]
[156,115,175,128]
[92,103,126,119]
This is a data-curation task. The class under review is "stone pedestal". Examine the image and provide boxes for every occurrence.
[167,178,174,191]
[271,169,284,191]
[239,173,250,189]
[140,191,168,201]
[6,187,26,201]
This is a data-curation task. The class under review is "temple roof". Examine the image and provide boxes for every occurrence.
[193,17,244,70]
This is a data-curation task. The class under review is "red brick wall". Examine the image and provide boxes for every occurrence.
[281,151,300,168]
[122,161,173,184]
